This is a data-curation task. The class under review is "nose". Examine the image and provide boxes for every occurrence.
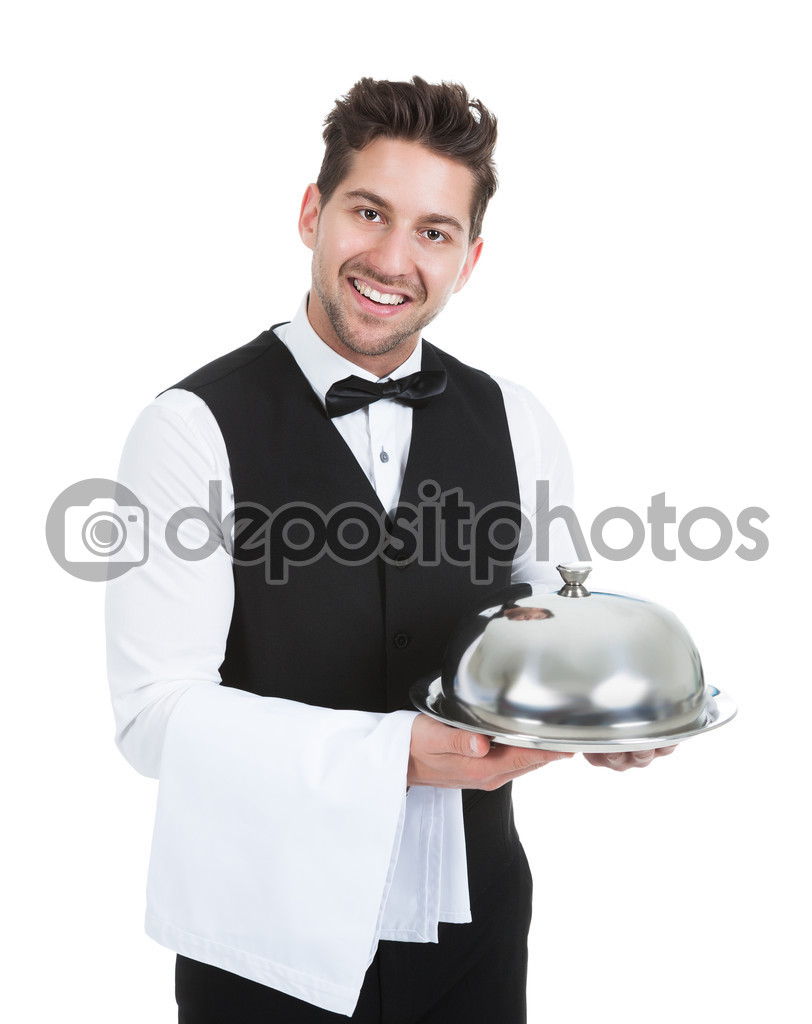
[365,224,416,282]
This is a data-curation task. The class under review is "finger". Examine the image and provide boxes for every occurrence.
[583,752,631,771]
[461,747,574,789]
[584,746,676,770]
[484,759,569,786]
[472,744,573,780]
[607,752,633,771]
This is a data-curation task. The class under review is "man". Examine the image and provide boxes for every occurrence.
[107,76,673,1023]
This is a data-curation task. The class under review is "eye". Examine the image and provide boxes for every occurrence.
[421,228,446,242]
[360,208,382,222]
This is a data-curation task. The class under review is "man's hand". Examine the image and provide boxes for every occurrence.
[407,714,573,789]
[582,745,678,771]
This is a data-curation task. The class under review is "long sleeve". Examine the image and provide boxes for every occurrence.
[498,376,579,587]
[106,391,236,778]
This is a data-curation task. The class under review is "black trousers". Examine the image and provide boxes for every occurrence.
[176,787,532,1024]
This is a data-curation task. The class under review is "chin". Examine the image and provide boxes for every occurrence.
[329,305,424,359]
[338,330,414,359]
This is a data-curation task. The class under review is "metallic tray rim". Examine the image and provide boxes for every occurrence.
[410,677,737,753]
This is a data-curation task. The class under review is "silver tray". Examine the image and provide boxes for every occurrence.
[410,677,737,753]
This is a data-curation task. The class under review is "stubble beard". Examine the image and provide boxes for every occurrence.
[311,253,441,359]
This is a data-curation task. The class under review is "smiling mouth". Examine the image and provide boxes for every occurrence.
[352,278,408,306]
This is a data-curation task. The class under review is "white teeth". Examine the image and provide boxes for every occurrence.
[353,279,405,305]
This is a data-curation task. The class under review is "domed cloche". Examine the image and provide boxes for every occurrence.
[411,566,736,753]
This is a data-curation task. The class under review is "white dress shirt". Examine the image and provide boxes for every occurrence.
[106,295,576,1016]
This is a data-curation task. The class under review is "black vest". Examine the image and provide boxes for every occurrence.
[172,326,521,712]
[172,326,526,895]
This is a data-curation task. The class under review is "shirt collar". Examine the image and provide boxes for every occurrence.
[282,293,424,405]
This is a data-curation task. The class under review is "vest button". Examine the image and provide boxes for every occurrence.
[394,554,411,569]
[393,632,411,649]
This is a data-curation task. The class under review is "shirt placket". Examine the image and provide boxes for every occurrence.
[367,399,397,513]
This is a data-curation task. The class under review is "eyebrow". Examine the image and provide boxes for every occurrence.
[342,189,466,236]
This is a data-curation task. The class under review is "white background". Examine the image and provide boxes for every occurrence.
[3,1,809,1021]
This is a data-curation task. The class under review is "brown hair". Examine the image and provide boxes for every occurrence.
[316,76,498,240]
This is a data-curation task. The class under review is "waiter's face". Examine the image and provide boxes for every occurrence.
[298,137,483,373]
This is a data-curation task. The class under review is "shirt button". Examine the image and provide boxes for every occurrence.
[394,554,410,569]
[393,632,411,649]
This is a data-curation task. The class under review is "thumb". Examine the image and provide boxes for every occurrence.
[453,728,490,758]
[413,715,491,758]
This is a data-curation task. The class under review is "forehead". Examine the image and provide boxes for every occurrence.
[332,137,476,232]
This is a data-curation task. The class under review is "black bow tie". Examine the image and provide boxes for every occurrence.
[325,370,447,419]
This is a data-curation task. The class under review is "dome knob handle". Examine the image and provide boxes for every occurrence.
[556,564,592,598]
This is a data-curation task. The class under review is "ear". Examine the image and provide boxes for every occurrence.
[298,184,322,251]
[453,236,484,294]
